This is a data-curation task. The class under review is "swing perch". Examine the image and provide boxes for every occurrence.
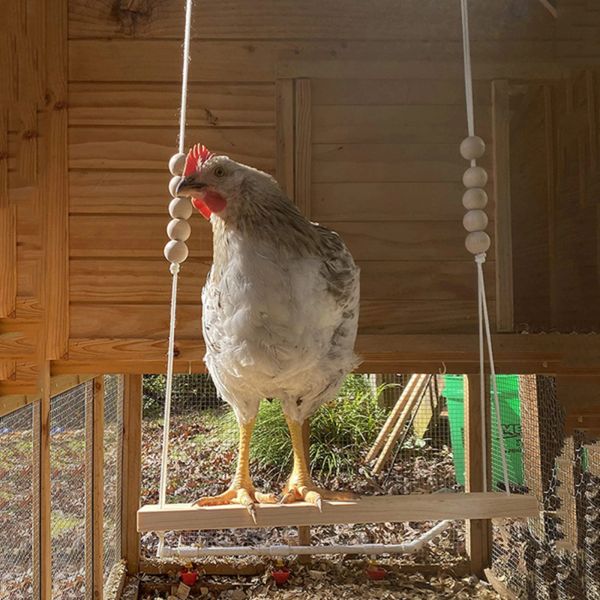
[137,0,539,552]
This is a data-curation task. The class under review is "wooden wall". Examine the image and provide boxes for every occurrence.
[6,0,600,387]
[61,0,558,371]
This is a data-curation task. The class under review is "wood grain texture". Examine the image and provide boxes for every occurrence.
[294,79,311,217]
[275,79,295,197]
[42,0,69,359]
[137,493,538,532]
[0,109,16,317]
[68,0,554,41]
[492,80,514,332]
[69,82,274,127]
[69,40,561,84]
[69,127,275,172]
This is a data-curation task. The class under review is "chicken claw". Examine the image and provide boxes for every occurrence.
[193,488,277,524]
[280,483,358,511]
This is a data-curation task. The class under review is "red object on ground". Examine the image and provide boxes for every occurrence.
[366,565,386,580]
[272,569,290,585]
[180,570,198,586]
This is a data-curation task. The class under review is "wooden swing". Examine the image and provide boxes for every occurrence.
[137,0,539,552]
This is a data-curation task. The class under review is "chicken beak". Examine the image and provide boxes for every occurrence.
[176,176,206,196]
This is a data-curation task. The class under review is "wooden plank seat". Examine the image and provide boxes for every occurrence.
[138,492,539,532]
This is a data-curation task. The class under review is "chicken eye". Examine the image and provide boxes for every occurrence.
[214,166,226,177]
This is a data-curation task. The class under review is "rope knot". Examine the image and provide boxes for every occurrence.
[475,252,487,265]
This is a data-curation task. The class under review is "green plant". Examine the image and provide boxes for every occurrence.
[224,375,390,481]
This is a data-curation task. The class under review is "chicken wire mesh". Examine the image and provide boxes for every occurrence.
[0,403,36,600]
[490,375,600,600]
[139,373,465,565]
[51,381,91,599]
[103,375,124,582]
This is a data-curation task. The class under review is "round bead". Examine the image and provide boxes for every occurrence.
[462,188,488,210]
[168,152,186,176]
[169,197,193,220]
[167,218,191,242]
[463,209,489,233]
[460,136,486,160]
[463,166,488,189]
[168,175,182,198]
[164,240,189,264]
[465,231,491,255]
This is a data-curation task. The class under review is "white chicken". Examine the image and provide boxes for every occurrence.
[176,145,360,517]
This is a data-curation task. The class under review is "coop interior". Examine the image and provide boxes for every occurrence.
[2,0,600,599]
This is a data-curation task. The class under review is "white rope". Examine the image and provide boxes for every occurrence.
[158,0,194,514]
[178,0,194,154]
[460,0,510,496]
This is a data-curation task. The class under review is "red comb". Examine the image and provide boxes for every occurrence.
[183,144,214,177]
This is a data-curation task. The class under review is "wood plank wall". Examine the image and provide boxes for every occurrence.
[61,0,558,368]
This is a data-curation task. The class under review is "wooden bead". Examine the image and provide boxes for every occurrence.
[167,218,191,242]
[463,166,488,189]
[462,188,488,210]
[164,240,189,264]
[168,175,182,198]
[460,136,486,160]
[169,152,186,176]
[169,197,193,220]
[463,209,488,232]
[465,231,491,255]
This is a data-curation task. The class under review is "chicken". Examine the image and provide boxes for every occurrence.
[176,145,360,518]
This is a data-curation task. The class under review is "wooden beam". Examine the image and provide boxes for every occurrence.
[275,79,294,198]
[121,374,142,573]
[39,362,51,599]
[42,0,69,359]
[137,492,538,532]
[492,80,514,332]
[92,377,105,600]
[294,78,311,217]
[464,374,492,577]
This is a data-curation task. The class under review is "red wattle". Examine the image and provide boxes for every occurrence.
[192,198,212,220]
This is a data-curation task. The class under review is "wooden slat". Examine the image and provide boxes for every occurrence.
[0,108,16,317]
[68,127,275,172]
[68,82,274,127]
[492,80,514,332]
[311,182,469,221]
[70,215,212,258]
[312,79,493,107]
[137,492,539,532]
[294,79,311,217]
[121,375,142,573]
[275,79,295,197]
[92,377,105,599]
[69,259,493,304]
[312,106,492,144]
[43,0,69,359]
[69,40,563,84]
[68,0,555,41]
[312,143,493,184]
[366,375,420,463]
[464,375,492,577]
[39,362,51,599]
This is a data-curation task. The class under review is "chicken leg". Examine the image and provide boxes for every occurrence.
[281,417,358,509]
[193,418,276,522]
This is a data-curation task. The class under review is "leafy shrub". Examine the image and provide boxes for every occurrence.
[224,375,391,480]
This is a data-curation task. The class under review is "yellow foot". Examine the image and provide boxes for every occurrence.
[193,487,277,523]
[280,481,359,511]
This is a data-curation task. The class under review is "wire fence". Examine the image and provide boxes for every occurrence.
[491,375,600,599]
[51,382,91,599]
[103,375,124,582]
[0,403,36,600]
[140,373,466,564]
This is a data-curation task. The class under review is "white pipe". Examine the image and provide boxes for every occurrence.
[156,520,452,558]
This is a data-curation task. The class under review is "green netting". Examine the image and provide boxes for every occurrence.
[444,374,523,488]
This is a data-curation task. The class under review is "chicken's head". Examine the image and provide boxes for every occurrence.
[176,144,245,220]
